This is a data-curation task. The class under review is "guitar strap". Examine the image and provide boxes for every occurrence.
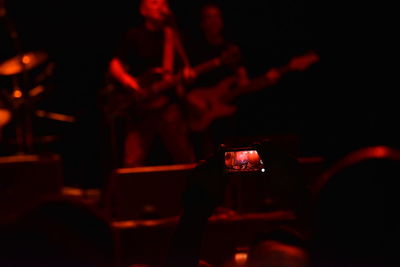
[173,30,191,68]
[162,26,175,81]
[163,26,192,99]
[163,26,192,79]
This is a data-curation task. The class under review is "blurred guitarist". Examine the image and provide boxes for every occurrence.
[108,0,196,167]
[185,2,252,159]
[185,4,319,159]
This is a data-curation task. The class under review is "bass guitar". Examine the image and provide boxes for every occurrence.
[187,51,320,132]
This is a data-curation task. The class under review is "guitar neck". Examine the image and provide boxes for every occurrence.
[231,65,291,98]
[192,58,221,76]
[155,57,223,88]
[146,56,224,95]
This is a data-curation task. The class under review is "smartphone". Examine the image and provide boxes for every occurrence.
[224,147,265,173]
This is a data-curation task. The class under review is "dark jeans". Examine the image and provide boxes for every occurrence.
[124,103,196,166]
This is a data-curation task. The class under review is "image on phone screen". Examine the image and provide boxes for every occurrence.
[224,149,265,172]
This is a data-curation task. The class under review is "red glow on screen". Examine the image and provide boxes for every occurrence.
[225,150,264,172]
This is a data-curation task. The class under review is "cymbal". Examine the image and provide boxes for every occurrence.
[0,108,12,128]
[0,51,48,76]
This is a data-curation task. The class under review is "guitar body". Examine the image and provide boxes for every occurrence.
[189,100,237,132]
[187,77,238,132]
[99,69,172,121]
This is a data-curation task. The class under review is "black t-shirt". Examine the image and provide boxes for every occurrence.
[115,25,165,77]
[187,37,242,88]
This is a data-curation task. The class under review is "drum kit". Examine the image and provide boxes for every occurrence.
[0,51,77,152]
[0,50,51,153]
[0,0,78,154]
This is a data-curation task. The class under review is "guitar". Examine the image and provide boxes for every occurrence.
[100,46,241,120]
[187,51,320,132]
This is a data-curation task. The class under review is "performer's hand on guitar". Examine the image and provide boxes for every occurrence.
[265,68,281,85]
[121,74,145,96]
[182,66,197,83]
[109,57,147,96]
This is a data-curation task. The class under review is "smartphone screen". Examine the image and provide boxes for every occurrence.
[224,149,265,173]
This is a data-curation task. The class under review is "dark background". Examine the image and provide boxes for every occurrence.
[1,0,392,187]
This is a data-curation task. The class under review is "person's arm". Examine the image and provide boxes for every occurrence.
[165,152,227,267]
[235,66,250,87]
[108,57,142,93]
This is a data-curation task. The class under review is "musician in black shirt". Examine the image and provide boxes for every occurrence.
[185,3,250,159]
[108,0,195,167]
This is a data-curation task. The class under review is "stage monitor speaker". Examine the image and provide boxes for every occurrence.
[104,164,196,221]
[103,157,326,221]
[0,154,63,221]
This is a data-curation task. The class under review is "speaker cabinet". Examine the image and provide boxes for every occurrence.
[0,154,63,221]
[104,164,196,221]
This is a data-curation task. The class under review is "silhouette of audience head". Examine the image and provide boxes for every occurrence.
[311,146,400,267]
[0,197,115,267]
[246,226,309,267]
